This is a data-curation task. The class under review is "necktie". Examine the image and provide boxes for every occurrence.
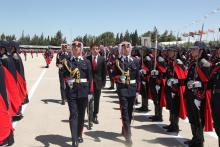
[125,56,129,63]
[92,56,97,70]
[124,56,129,69]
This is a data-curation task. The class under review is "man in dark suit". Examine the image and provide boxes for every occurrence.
[56,44,69,105]
[87,43,106,125]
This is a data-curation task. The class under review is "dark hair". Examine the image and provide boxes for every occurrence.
[90,43,99,49]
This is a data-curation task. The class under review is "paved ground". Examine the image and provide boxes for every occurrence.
[11,54,218,147]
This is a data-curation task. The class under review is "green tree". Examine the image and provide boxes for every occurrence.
[97,32,115,46]
[115,33,120,44]
[1,33,6,40]
[131,30,139,46]
[119,33,124,43]
[124,30,131,42]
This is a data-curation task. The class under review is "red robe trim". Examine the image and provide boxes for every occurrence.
[196,65,213,132]
[210,66,220,78]
[2,66,22,116]
[0,94,12,144]
[157,62,167,107]
[16,71,28,102]
[46,57,51,65]
[160,78,167,107]
[174,65,187,119]
[157,63,166,73]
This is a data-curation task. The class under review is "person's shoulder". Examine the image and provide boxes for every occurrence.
[199,58,211,68]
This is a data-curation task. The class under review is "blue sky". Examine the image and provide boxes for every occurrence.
[1,0,220,42]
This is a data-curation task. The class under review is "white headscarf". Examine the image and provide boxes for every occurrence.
[71,41,84,57]
[118,41,132,57]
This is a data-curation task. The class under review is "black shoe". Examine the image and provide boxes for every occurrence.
[0,131,14,146]
[93,117,99,124]
[87,123,93,130]
[151,116,163,122]
[78,136,83,143]
[12,114,23,122]
[163,125,171,130]
[148,115,156,119]
[166,127,179,133]
[184,140,192,145]
[22,96,29,104]
[61,100,65,105]
[72,141,78,147]
[136,107,150,112]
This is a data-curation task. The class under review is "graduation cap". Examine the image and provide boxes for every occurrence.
[0,40,9,48]
[190,41,207,50]
[9,41,20,53]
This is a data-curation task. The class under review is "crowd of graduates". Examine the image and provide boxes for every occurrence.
[0,41,28,146]
[1,39,220,147]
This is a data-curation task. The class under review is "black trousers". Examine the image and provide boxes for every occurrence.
[67,97,88,142]
[58,70,66,101]
[184,90,204,143]
[93,87,101,117]
[150,82,162,118]
[170,92,180,128]
[211,93,220,138]
[119,96,135,138]
[140,82,148,108]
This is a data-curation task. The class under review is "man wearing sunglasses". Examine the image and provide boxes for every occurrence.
[112,41,140,146]
[63,41,93,147]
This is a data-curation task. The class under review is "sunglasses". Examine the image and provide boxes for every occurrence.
[122,44,130,48]
[72,43,82,47]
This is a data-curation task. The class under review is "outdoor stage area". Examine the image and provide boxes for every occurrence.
[11,55,218,147]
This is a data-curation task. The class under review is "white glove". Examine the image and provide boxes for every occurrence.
[140,69,146,74]
[187,80,202,89]
[187,80,194,89]
[194,99,201,110]
[151,70,159,76]
[167,78,178,87]
[171,92,176,98]
[155,85,160,93]
[136,93,139,98]
[88,94,93,101]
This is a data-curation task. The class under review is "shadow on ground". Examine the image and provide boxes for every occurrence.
[133,124,172,135]
[84,131,127,146]
[143,137,186,147]
[35,134,72,147]
[41,99,62,104]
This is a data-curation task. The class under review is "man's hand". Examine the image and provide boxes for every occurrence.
[194,99,201,110]
[88,94,93,101]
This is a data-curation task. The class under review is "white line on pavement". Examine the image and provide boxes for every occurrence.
[13,68,47,128]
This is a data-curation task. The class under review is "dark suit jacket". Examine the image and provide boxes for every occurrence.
[87,55,106,90]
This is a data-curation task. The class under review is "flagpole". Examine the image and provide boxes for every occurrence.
[200,23,204,42]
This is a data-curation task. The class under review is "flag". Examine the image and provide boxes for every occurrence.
[208,29,215,33]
